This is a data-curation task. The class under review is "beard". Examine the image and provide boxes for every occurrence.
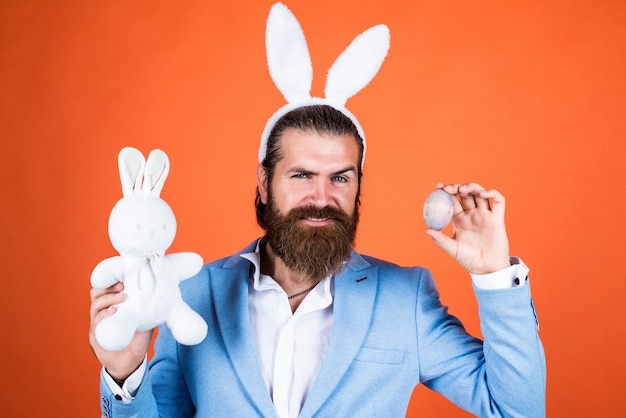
[264,198,359,282]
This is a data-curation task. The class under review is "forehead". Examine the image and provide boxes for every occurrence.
[278,128,360,168]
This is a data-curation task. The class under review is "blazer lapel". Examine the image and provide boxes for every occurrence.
[300,252,378,417]
[210,250,278,417]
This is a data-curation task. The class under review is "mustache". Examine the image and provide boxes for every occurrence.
[286,206,351,222]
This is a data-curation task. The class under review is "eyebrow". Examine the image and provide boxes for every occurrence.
[332,167,357,177]
[288,166,357,176]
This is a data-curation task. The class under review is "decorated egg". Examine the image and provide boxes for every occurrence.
[423,189,454,230]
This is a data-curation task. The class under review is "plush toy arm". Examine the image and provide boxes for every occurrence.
[91,256,126,289]
[166,252,204,282]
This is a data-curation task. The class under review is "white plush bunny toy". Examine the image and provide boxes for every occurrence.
[91,147,207,352]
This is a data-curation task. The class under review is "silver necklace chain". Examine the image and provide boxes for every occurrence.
[288,281,320,299]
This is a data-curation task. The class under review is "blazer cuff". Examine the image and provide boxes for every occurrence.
[101,356,147,402]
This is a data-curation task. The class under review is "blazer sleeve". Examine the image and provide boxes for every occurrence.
[416,269,546,417]
[98,323,194,417]
[99,366,159,417]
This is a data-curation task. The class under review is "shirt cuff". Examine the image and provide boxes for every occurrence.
[471,256,529,289]
[102,356,147,403]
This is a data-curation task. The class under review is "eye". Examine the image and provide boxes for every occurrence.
[292,173,310,179]
[332,176,348,183]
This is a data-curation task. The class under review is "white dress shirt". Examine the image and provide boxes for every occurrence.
[242,246,333,418]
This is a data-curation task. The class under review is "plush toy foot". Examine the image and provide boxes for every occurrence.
[95,308,139,351]
[167,303,208,346]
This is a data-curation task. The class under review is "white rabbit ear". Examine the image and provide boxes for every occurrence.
[325,24,390,106]
[118,147,146,197]
[266,2,313,103]
[143,149,169,197]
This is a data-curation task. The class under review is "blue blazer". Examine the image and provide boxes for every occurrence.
[100,240,546,417]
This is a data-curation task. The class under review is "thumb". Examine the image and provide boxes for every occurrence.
[425,229,457,258]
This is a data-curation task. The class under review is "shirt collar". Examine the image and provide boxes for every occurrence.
[240,238,333,302]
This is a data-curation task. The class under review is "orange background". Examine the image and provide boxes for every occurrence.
[1,0,625,416]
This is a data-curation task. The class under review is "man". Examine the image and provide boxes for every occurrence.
[90,3,545,417]
[90,105,545,418]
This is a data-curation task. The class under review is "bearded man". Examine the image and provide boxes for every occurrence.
[90,105,545,417]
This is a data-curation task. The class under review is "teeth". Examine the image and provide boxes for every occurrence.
[307,217,327,222]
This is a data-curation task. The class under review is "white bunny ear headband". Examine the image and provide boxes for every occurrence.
[118,147,170,197]
[260,2,390,168]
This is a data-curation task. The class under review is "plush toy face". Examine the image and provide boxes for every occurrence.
[108,196,177,255]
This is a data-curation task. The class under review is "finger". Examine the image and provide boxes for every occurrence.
[459,194,477,210]
[456,183,480,210]
[440,184,465,215]
[441,183,461,195]
[90,281,123,302]
[90,293,124,321]
[443,183,481,211]
[90,286,125,322]
[91,305,117,328]
[461,182,490,210]
[425,228,457,257]
[91,287,125,309]
[479,188,506,217]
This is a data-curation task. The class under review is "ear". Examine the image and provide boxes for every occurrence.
[266,2,313,103]
[143,149,170,196]
[325,24,390,106]
[257,163,269,204]
[118,147,146,197]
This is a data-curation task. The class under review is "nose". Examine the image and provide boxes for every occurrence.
[309,178,330,207]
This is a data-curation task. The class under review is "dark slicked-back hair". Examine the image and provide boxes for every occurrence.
[255,105,364,230]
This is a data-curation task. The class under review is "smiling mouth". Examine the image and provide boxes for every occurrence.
[301,217,334,225]
[292,206,343,225]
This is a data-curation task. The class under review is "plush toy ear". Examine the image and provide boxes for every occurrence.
[325,24,390,106]
[143,149,169,197]
[118,147,146,197]
[265,2,313,103]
